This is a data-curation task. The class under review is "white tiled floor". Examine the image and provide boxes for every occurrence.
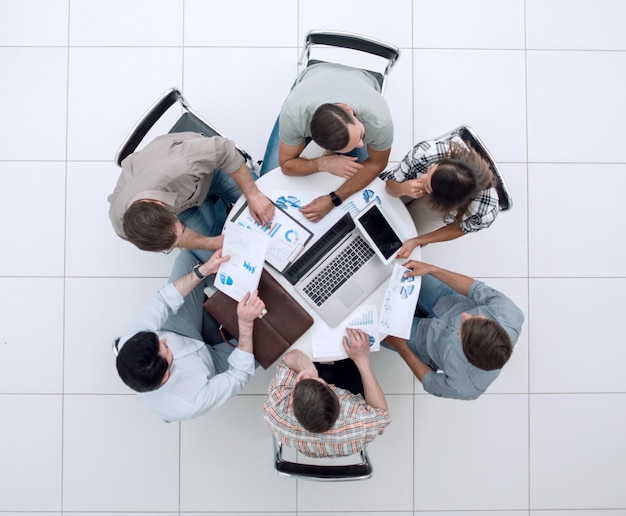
[1,0,624,514]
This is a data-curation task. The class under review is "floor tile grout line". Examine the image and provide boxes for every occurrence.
[523,0,533,510]
[59,0,72,511]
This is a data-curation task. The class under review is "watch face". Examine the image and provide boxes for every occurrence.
[330,192,341,206]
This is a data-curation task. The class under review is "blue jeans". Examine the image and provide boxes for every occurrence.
[177,168,257,262]
[416,274,455,317]
[161,250,235,373]
[384,274,455,354]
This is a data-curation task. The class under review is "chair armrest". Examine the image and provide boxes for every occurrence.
[114,87,182,166]
[458,126,513,211]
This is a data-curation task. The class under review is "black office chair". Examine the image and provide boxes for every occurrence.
[436,125,513,211]
[272,436,373,481]
[114,87,254,170]
[298,29,400,95]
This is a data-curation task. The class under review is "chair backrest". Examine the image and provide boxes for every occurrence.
[437,125,513,211]
[272,436,373,481]
[298,30,400,94]
[114,87,253,169]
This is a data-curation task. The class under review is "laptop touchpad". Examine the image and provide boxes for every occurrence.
[338,284,364,308]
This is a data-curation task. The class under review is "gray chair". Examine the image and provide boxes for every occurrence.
[436,125,513,211]
[298,29,400,94]
[114,87,254,170]
[272,436,373,481]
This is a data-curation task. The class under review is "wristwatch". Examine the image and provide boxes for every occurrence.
[329,191,342,206]
[193,263,208,281]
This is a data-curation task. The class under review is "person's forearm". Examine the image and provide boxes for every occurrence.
[281,156,324,176]
[178,227,222,251]
[237,320,254,353]
[393,343,434,383]
[333,159,382,201]
[415,223,465,246]
[424,261,474,296]
[384,179,405,197]
[354,358,388,411]
[283,349,315,373]
[171,261,214,299]
[230,164,259,196]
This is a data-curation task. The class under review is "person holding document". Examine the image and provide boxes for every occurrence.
[263,330,390,458]
[115,249,265,422]
[383,260,524,400]
[109,133,274,261]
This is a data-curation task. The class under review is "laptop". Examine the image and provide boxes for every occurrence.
[283,205,404,327]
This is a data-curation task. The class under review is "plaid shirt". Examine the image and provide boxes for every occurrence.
[263,359,391,458]
[379,138,500,233]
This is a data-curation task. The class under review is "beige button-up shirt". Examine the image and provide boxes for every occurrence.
[108,132,244,238]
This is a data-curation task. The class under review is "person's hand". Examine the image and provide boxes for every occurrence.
[300,194,334,223]
[198,249,230,276]
[318,154,363,178]
[402,178,428,199]
[342,328,372,364]
[236,290,266,323]
[246,190,275,227]
[396,237,423,259]
[402,259,434,278]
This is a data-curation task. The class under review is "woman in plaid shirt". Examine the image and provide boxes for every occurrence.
[380,138,499,255]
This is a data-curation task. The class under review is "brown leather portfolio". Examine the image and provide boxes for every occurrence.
[203,270,314,369]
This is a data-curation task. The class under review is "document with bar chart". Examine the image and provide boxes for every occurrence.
[215,222,269,302]
[311,304,379,360]
[229,201,313,272]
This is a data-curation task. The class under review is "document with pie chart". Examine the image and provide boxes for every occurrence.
[229,201,313,272]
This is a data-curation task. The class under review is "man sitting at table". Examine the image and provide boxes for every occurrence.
[109,132,274,261]
[383,260,524,400]
[115,249,266,422]
[263,329,390,458]
[260,62,393,223]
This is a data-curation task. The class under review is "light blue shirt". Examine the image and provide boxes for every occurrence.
[414,281,524,400]
[119,283,255,421]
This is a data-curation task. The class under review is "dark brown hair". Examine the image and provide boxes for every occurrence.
[461,317,513,371]
[293,378,340,433]
[122,201,178,252]
[310,103,355,151]
[427,142,495,216]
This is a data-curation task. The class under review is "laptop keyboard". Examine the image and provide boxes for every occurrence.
[283,214,355,285]
[302,235,375,306]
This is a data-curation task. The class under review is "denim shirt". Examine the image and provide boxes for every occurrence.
[413,281,524,400]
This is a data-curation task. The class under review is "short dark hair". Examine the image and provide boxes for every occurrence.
[310,103,355,151]
[122,201,178,252]
[292,379,340,433]
[461,317,513,371]
[116,331,168,392]
[427,142,495,215]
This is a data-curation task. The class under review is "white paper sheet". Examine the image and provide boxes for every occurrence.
[379,264,421,339]
[215,222,269,301]
[229,203,313,272]
[311,304,379,360]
